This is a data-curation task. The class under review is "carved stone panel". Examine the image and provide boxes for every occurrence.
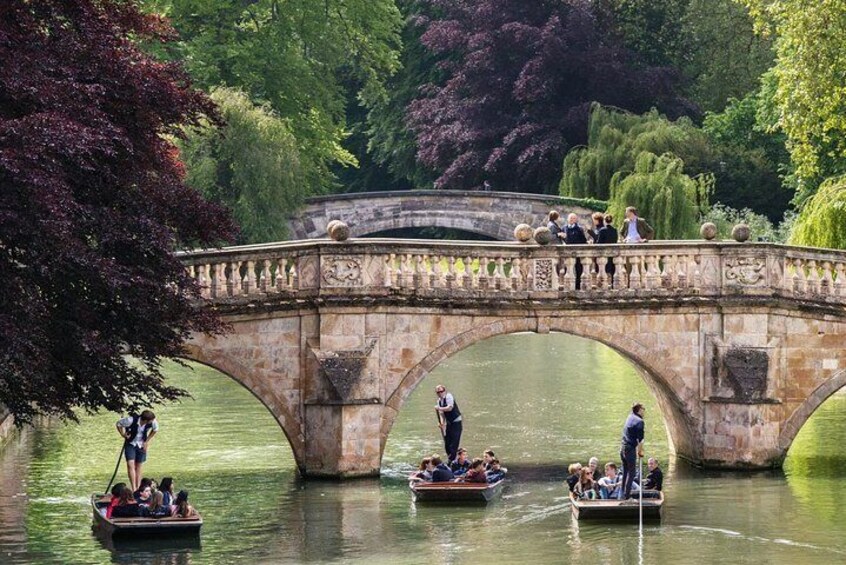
[708,342,776,404]
[313,338,378,403]
[724,256,766,287]
[321,256,363,287]
[533,259,555,291]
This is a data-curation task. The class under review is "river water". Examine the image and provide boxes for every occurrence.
[1,333,845,564]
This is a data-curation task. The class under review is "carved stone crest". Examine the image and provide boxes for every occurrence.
[321,256,362,286]
[533,259,555,290]
[724,256,766,286]
[313,338,377,402]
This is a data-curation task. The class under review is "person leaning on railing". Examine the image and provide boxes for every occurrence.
[620,207,655,243]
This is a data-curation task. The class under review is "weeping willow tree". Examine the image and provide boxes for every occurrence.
[790,176,846,249]
[608,152,712,239]
[560,104,712,200]
[178,88,306,244]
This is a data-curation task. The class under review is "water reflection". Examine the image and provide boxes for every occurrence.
[0,335,844,563]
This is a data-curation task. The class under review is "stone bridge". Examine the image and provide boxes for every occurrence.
[179,239,846,478]
[286,191,600,240]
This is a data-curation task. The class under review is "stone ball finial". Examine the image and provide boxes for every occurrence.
[514,223,534,243]
[700,222,718,241]
[533,226,553,245]
[731,223,751,243]
[326,219,341,235]
[328,220,350,242]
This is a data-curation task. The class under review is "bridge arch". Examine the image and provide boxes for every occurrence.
[779,368,846,454]
[181,345,305,472]
[285,190,601,241]
[380,315,700,464]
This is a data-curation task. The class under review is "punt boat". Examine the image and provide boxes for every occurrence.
[91,494,203,537]
[409,480,505,504]
[569,490,664,521]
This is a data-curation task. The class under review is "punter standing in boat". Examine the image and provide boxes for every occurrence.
[619,403,645,500]
[435,385,463,462]
[115,410,158,492]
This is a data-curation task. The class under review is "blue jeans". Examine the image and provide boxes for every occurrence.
[620,446,637,499]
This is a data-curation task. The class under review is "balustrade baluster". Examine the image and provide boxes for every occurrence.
[211,262,225,298]
[596,255,607,290]
[288,261,298,290]
[275,259,288,291]
[478,258,490,290]
[243,260,256,294]
[510,258,521,291]
[463,256,473,289]
[431,255,442,288]
[494,257,505,290]
[446,256,457,289]
[806,260,820,294]
[691,255,701,290]
[834,263,846,297]
[384,254,395,288]
[562,257,576,291]
[659,256,672,289]
[821,261,834,295]
[613,256,625,290]
[628,257,642,289]
[793,258,807,294]
[413,255,425,289]
[676,256,687,290]
[259,260,271,292]
[197,264,211,298]
[645,255,660,289]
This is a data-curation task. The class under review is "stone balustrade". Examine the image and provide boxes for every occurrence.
[177,240,846,308]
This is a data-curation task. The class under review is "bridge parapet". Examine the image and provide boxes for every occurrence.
[179,240,846,309]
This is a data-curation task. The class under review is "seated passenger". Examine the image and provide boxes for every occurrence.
[134,478,153,504]
[135,483,153,506]
[643,458,663,491]
[159,477,175,507]
[461,459,488,483]
[111,486,142,518]
[565,463,582,493]
[482,449,496,471]
[173,490,197,518]
[143,490,171,518]
[574,468,597,500]
[409,457,433,483]
[588,457,602,482]
[450,448,470,476]
[430,456,455,483]
[597,462,623,499]
[486,458,507,483]
[105,482,127,519]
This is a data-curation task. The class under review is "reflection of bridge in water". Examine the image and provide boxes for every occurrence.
[180,238,846,478]
[286,191,600,240]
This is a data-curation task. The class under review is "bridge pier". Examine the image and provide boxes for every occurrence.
[182,239,846,478]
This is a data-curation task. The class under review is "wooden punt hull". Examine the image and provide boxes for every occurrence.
[569,491,663,521]
[410,480,504,503]
[91,495,203,537]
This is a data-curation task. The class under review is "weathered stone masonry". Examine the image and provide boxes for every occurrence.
[181,239,846,478]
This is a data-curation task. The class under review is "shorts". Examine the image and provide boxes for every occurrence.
[125,443,147,464]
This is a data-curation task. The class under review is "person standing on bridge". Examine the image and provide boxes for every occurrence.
[620,403,645,500]
[435,385,463,462]
[563,213,588,288]
[116,410,158,492]
[620,207,655,243]
[547,210,565,244]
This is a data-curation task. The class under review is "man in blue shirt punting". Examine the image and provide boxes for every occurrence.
[620,402,645,500]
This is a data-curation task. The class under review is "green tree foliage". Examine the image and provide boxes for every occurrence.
[791,176,846,250]
[702,203,793,243]
[680,0,774,112]
[148,0,402,195]
[364,0,440,190]
[701,81,793,219]
[178,88,304,244]
[608,153,711,240]
[742,0,846,200]
[560,104,711,201]
[596,0,772,113]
